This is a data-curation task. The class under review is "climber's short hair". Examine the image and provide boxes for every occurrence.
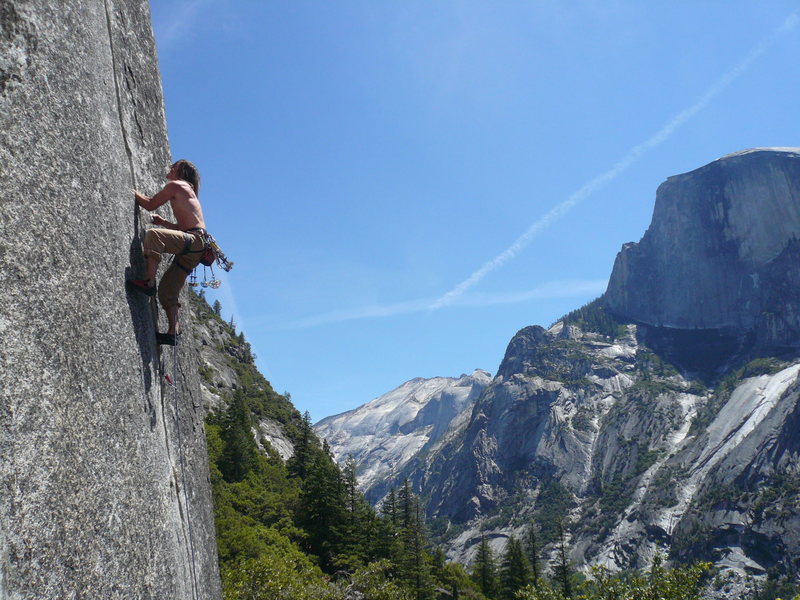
[172,159,200,195]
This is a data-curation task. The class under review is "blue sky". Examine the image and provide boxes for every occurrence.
[150,1,800,422]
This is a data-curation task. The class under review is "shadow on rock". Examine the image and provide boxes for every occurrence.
[126,207,159,429]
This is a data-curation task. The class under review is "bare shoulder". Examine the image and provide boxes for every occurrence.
[170,180,195,198]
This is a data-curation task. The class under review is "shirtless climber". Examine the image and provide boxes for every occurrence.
[128,159,208,346]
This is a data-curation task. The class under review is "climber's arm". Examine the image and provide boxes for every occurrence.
[134,181,181,211]
[150,214,179,229]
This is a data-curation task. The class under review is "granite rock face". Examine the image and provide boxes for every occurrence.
[606,148,800,346]
[0,2,220,598]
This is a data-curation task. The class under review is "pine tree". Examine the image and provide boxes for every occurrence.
[553,522,572,598]
[398,479,415,532]
[335,455,374,569]
[471,531,499,599]
[218,390,258,482]
[408,502,433,600]
[213,299,222,315]
[375,488,402,564]
[297,452,345,571]
[289,410,314,479]
[382,488,399,528]
[499,536,531,600]
[524,524,541,587]
[342,456,359,516]
[396,480,434,599]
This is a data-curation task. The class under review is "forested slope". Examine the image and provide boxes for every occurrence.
[188,291,481,599]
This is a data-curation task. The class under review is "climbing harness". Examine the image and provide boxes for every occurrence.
[182,230,233,290]
[168,337,201,600]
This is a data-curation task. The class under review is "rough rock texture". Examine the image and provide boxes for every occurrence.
[606,148,800,347]
[315,370,491,497]
[0,2,220,598]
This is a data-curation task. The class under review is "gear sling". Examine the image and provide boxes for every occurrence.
[174,227,233,290]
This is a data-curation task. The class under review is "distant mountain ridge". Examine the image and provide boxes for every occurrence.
[315,370,491,494]
[316,149,800,598]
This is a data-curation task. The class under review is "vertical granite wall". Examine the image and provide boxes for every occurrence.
[605,148,800,341]
[0,1,221,598]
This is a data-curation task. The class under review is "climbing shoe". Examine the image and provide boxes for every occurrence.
[127,279,156,297]
[156,333,177,346]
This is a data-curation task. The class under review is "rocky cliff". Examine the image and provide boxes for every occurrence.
[188,292,298,461]
[364,314,800,596]
[0,2,220,598]
[606,148,800,348]
[325,151,800,596]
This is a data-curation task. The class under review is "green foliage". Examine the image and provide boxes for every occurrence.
[500,537,532,600]
[220,531,333,600]
[434,556,485,599]
[514,555,711,600]
[341,560,414,600]
[217,390,260,482]
[626,378,673,398]
[533,482,574,546]
[642,465,686,510]
[635,445,662,475]
[748,567,800,600]
[296,450,347,570]
[673,470,800,568]
[396,480,436,599]
[635,348,680,380]
[559,298,627,340]
[552,523,574,598]
[750,472,800,524]
[205,406,304,568]
[586,441,660,540]
[206,384,474,599]
[571,406,594,433]
[196,288,435,598]
[472,533,500,598]
[288,411,315,479]
[524,525,542,587]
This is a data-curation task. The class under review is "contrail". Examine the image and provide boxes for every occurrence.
[269,278,607,330]
[429,10,800,311]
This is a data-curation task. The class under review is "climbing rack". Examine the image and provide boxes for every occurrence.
[188,234,232,290]
[188,264,221,289]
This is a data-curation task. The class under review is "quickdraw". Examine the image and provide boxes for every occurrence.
[188,234,233,289]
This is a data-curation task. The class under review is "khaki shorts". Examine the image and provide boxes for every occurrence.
[143,228,205,310]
